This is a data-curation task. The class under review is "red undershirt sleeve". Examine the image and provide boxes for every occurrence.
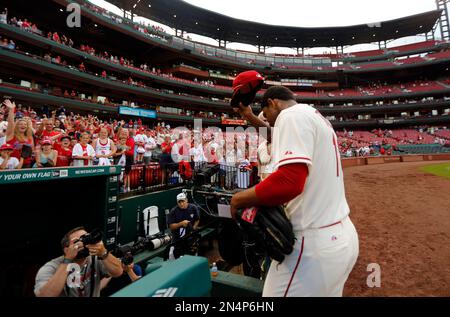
[255,163,309,206]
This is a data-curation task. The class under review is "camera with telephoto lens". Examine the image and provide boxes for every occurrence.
[78,228,103,246]
[113,233,172,263]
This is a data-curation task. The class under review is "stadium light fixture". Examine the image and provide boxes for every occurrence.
[133,0,141,8]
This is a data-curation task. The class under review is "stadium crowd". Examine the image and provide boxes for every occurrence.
[5,8,450,101]
[0,99,263,190]
[1,98,448,168]
[1,6,449,183]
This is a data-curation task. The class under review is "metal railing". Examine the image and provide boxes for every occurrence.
[193,162,258,190]
[119,161,259,196]
[119,162,183,195]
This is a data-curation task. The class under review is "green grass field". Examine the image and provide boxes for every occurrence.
[421,163,450,180]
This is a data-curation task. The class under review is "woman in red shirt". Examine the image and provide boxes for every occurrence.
[4,100,34,168]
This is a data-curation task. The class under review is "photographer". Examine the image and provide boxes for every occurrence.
[122,261,142,282]
[101,260,142,296]
[167,193,200,259]
[34,227,123,297]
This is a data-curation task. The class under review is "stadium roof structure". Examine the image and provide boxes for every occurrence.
[108,0,442,48]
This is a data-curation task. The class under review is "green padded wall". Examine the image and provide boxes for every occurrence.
[117,188,183,244]
[211,271,264,297]
[111,255,211,297]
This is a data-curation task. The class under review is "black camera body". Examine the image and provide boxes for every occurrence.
[78,228,103,246]
[194,164,220,186]
[121,252,134,266]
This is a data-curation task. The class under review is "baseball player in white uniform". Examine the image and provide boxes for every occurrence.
[231,85,359,297]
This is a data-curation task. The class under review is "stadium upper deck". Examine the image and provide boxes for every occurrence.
[1,0,450,129]
[106,0,441,48]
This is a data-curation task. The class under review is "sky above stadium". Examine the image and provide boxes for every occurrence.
[89,0,443,53]
[183,0,437,27]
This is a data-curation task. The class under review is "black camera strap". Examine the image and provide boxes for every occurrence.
[89,255,96,297]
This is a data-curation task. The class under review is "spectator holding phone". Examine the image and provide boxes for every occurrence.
[0,143,23,170]
[72,132,95,167]
[3,99,34,168]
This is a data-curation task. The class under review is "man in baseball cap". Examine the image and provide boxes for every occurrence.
[167,192,201,258]
[177,192,187,202]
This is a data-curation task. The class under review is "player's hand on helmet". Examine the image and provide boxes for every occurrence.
[233,102,254,120]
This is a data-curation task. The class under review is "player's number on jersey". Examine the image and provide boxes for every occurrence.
[315,110,340,177]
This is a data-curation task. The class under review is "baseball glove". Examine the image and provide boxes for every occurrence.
[236,205,296,263]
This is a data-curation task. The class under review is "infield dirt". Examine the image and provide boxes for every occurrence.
[343,161,450,296]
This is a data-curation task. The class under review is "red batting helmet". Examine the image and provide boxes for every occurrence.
[230,70,264,108]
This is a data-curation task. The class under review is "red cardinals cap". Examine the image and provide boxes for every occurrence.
[0,143,13,151]
[231,70,264,107]
[41,137,52,145]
